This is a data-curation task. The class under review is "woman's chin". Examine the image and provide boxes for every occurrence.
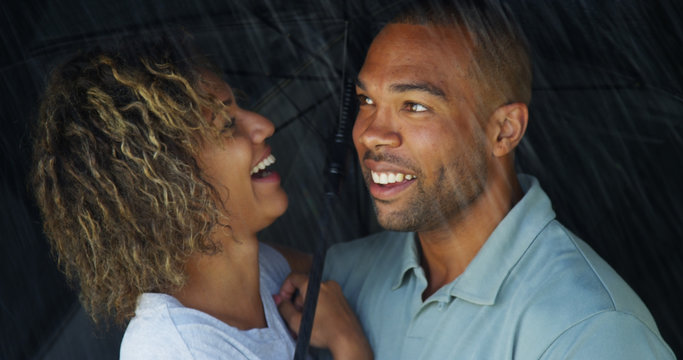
[269,202,289,227]
[270,189,289,218]
[259,193,289,230]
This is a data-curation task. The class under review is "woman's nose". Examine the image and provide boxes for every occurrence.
[241,110,274,144]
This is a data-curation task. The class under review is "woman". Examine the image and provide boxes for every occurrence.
[31,34,370,359]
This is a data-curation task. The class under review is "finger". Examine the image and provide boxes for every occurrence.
[279,280,296,300]
[324,280,342,293]
[287,273,310,291]
[294,291,306,309]
[277,299,302,334]
[279,273,310,299]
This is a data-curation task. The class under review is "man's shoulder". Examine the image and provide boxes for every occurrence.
[490,220,674,358]
[511,220,661,336]
[538,222,649,308]
[539,309,675,359]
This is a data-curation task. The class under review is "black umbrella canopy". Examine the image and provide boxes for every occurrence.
[1,0,682,358]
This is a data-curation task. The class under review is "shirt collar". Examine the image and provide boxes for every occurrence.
[391,175,556,305]
[392,232,421,290]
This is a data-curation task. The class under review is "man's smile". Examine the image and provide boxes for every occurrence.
[370,170,416,184]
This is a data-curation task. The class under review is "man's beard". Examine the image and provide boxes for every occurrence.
[369,145,488,233]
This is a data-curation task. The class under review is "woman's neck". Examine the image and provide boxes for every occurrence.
[173,233,267,330]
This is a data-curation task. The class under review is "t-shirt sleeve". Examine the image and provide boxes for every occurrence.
[259,242,291,295]
[540,311,675,359]
[120,319,195,359]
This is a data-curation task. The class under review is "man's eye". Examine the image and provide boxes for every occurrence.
[406,103,428,112]
[357,94,374,105]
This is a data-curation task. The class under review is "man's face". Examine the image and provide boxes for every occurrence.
[353,23,491,232]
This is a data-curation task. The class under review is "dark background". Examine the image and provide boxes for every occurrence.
[1,0,682,358]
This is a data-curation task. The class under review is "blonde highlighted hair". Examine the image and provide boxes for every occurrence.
[31,34,232,324]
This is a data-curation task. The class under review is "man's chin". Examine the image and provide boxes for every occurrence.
[374,209,419,232]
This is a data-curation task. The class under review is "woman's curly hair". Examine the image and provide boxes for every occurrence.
[31,33,232,325]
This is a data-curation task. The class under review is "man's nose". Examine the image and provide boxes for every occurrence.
[353,108,401,151]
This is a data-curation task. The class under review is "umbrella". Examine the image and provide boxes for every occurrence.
[1,0,681,358]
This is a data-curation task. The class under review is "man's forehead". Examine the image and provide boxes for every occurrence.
[358,24,474,99]
[364,25,471,73]
[373,23,473,53]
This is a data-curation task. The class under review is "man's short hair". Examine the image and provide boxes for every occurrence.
[390,0,532,113]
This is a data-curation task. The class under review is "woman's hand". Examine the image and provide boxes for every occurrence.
[276,273,373,360]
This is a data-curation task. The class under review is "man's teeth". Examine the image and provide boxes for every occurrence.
[371,171,415,185]
[251,154,276,175]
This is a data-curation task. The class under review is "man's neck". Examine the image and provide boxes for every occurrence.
[417,175,522,300]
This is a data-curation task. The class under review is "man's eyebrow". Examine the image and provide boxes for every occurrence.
[355,79,447,99]
[390,82,446,99]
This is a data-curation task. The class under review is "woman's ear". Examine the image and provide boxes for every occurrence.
[489,103,528,157]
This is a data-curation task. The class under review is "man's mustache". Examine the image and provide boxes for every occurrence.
[361,151,418,174]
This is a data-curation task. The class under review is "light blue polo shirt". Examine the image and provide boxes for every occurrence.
[323,175,674,359]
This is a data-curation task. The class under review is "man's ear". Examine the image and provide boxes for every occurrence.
[489,103,528,157]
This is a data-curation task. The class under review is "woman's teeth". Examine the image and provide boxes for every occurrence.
[371,171,416,185]
[251,154,276,175]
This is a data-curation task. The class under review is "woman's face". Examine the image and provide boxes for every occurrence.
[196,72,288,238]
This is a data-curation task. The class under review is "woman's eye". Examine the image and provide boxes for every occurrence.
[406,102,428,112]
[357,94,374,105]
[221,117,236,133]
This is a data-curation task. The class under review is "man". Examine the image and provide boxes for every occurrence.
[279,0,674,358]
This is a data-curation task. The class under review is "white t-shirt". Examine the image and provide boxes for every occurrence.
[120,243,295,359]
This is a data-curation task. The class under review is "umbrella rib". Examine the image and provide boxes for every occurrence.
[243,11,340,77]
[221,70,339,82]
[274,93,333,138]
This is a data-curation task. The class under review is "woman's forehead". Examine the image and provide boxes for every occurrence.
[199,70,234,104]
